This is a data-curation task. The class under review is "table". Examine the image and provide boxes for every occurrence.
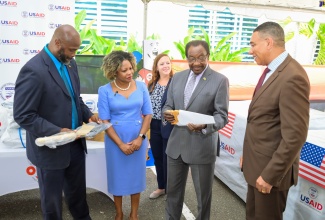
[0,140,112,199]
[214,101,325,219]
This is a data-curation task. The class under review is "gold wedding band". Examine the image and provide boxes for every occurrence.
[262,189,266,193]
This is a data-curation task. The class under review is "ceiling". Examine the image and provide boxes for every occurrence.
[154,0,325,23]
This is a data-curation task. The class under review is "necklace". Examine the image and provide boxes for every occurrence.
[113,80,131,91]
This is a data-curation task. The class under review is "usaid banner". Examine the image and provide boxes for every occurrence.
[0,0,74,103]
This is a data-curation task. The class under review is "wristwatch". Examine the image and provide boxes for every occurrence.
[139,133,146,139]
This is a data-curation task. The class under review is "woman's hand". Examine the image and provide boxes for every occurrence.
[128,136,142,151]
[118,143,134,155]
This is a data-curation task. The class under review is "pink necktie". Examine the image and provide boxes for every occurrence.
[253,67,270,96]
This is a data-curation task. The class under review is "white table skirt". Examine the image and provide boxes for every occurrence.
[0,140,112,200]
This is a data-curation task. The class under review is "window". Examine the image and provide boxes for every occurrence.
[188,6,258,62]
[75,0,128,44]
[313,40,321,63]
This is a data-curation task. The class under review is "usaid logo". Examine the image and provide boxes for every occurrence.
[0,20,18,26]
[26,164,38,182]
[23,48,29,55]
[22,30,29,37]
[220,141,236,156]
[22,30,45,37]
[300,186,323,212]
[48,4,70,11]
[308,187,318,199]
[21,11,28,18]
[0,83,15,100]
[30,31,46,37]
[48,22,61,29]
[0,58,20,64]
[85,99,96,112]
[21,11,45,18]
[0,1,17,7]
[48,4,54,11]
[23,48,40,55]
[0,39,19,45]
[26,160,38,182]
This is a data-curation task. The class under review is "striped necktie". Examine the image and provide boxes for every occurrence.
[60,64,78,129]
[184,74,197,108]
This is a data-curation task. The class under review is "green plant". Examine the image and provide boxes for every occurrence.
[173,26,249,62]
[209,31,250,62]
[277,17,325,65]
[299,18,316,38]
[298,18,325,65]
[278,17,295,42]
[127,34,143,54]
[74,9,94,44]
[74,10,116,55]
[75,10,166,56]
[173,26,201,59]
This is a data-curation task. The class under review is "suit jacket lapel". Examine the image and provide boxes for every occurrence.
[41,50,70,97]
[161,78,172,107]
[249,55,292,112]
[185,67,211,109]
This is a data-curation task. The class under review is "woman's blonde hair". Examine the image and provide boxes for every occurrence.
[101,51,137,80]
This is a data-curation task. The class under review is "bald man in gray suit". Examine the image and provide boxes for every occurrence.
[163,40,229,220]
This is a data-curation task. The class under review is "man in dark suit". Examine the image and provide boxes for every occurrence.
[14,24,98,220]
[241,22,310,220]
[163,40,229,219]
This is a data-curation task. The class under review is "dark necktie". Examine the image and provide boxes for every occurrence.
[60,64,78,129]
[184,74,197,108]
[253,67,270,96]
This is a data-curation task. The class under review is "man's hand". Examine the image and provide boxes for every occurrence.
[60,128,73,133]
[89,114,100,123]
[163,111,175,123]
[187,123,206,132]
[256,176,273,194]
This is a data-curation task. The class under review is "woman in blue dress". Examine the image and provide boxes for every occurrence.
[98,51,152,220]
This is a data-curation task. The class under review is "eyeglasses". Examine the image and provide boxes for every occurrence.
[187,55,208,63]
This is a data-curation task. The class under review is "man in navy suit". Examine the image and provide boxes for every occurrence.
[14,24,98,220]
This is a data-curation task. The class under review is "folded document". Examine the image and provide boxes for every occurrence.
[166,110,215,126]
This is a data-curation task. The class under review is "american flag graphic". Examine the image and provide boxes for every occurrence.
[219,112,236,138]
[299,142,325,188]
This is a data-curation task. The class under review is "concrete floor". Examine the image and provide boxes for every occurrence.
[0,168,245,220]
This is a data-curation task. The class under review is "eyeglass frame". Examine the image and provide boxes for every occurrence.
[187,54,209,63]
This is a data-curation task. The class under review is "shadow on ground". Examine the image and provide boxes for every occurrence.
[0,168,245,220]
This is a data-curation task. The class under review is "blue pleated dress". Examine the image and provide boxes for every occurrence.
[98,81,152,196]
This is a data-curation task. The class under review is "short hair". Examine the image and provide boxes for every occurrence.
[101,51,136,80]
[254,22,285,47]
[185,40,210,58]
